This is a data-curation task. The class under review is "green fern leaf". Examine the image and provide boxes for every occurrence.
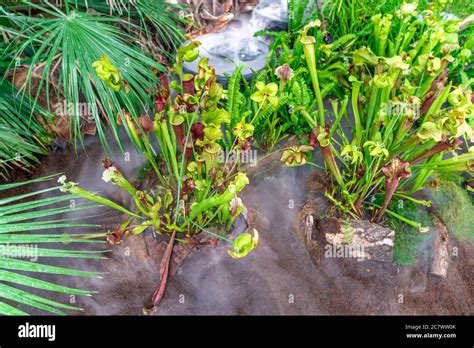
[226,65,244,128]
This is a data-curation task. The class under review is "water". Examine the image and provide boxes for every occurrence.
[183,0,288,79]
[210,38,266,62]
[253,0,288,30]
[184,30,268,78]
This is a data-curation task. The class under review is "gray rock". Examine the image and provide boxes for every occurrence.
[322,218,395,263]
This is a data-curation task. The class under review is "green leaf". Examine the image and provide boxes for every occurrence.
[0,80,51,179]
[0,270,95,296]
[0,174,104,315]
[0,301,28,316]
[0,233,105,244]
[0,258,103,277]
[3,4,166,154]
[226,65,244,128]
[0,283,79,315]
[202,108,230,127]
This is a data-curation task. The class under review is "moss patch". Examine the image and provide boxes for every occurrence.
[385,200,433,265]
[428,176,474,241]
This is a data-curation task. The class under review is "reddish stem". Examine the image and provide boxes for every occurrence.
[374,157,410,222]
[411,138,461,164]
[151,230,176,308]
[420,68,448,115]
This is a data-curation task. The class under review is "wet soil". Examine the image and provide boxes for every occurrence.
[2,138,473,315]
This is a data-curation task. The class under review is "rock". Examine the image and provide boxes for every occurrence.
[120,234,151,263]
[304,214,314,245]
[321,217,395,263]
[295,177,333,264]
[296,173,394,263]
[430,216,450,278]
[302,213,321,263]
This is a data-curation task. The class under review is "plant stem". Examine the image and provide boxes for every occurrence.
[302,41,325,126]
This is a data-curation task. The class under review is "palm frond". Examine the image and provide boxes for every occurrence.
[70,0,187,53]
[1,2,165,154]
[133,0,187,53]
[0,174,107,315]
[0,79,51,179]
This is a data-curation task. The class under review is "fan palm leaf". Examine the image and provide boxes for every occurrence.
[0,174,108,315]
[70,0,187,52]
[0,79,51,179]
[1,1,167,154]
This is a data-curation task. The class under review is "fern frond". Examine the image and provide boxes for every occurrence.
[330,34,357,51]
[317,70,340,83]
[254,96,289,127]
[226,65,244,128]
[291,77,313,108]
[321,82,337,99]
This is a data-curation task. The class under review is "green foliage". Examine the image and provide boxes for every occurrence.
[253,95,289,127]
[294,3,474,227]
[445,0,474,16]
[0,79,51,178]
[226,65,244,129]
[0,174,106,315]
[0,0,472,316]
[288,0,318,32]
[429,176,474,241]
[250,14,355,145]
[330,34,358,52]
[56,52,258,263]
[323,0,404,44]
[0,0,185,158]
[285,74,315,136]
[2,2,165,153]
[385,199,432,264]
[70,0,186,52]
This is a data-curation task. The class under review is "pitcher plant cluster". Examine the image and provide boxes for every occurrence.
[59,44,259,259]
[253,1,473,229]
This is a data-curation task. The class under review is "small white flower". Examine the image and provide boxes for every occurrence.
[102,168,115,183]
[57,176,77,193]
[58,175,67,185]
